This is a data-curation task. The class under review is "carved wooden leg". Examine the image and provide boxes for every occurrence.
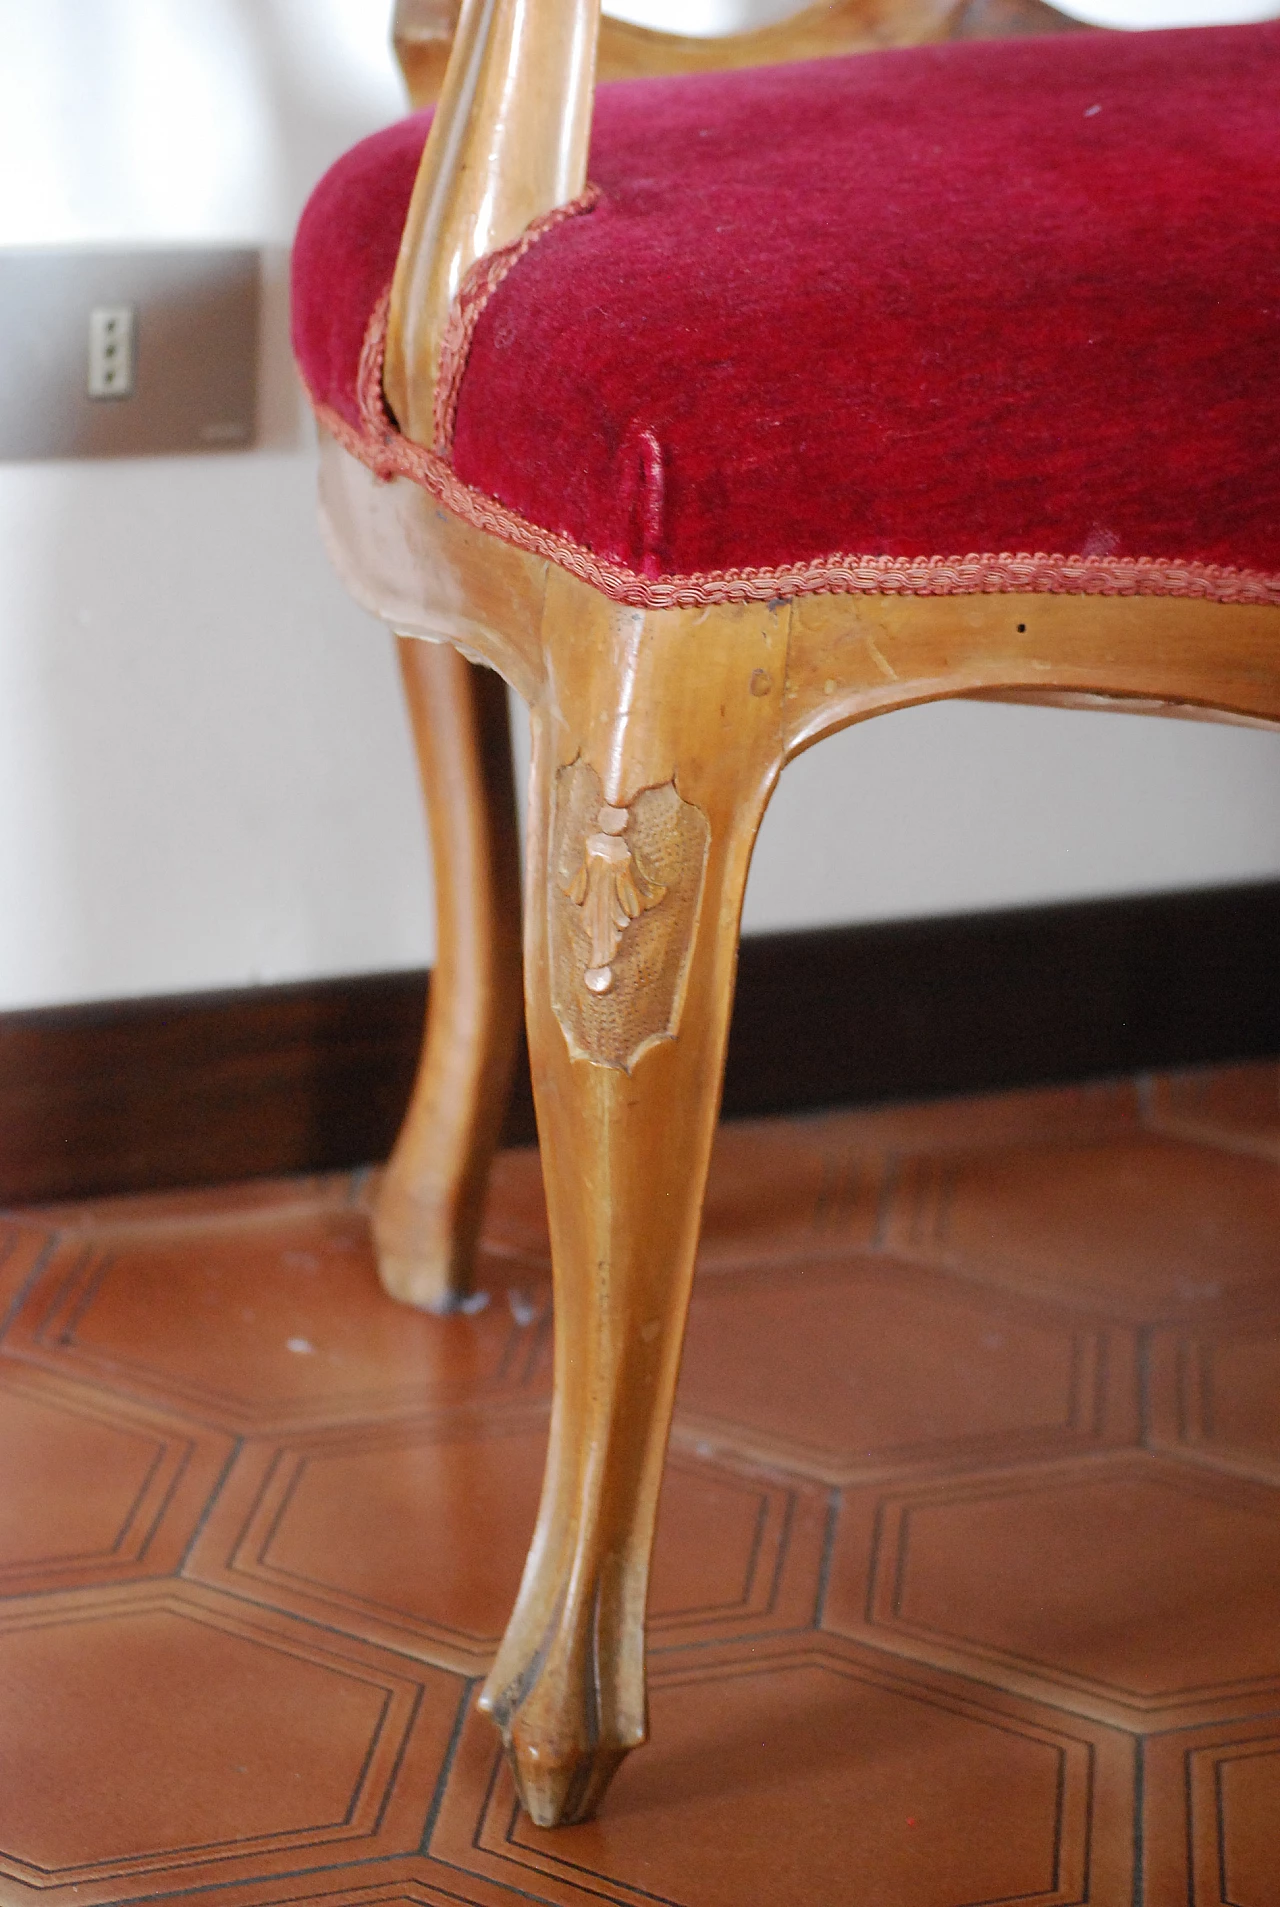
[479,577,789,1825]
[373,637,523,1311]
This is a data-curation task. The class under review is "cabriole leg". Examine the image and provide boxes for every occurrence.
[374,636,523,1311]
[479,579,789,1825]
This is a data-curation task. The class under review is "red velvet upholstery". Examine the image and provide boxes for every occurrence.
[293,23,1280,606]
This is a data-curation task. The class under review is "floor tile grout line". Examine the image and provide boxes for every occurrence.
[64,1847,421,1907]
[419,1677,478,1854]
[814,1487,840,1630]
[1132,1734,1145,1907]
[178,1437,245,1575]
[1137,1325,1153,1448]
[0,1226,64,1344]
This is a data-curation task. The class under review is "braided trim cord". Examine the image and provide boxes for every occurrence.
[432,185,601,454]
[313,289,1280,613]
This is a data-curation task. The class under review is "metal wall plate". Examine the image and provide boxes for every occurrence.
[0,247,259,460]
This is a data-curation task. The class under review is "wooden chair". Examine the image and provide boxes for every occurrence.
[292,0,1280,1827]
[368,0,1092,1317]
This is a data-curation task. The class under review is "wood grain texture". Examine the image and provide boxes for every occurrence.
[372,640,524,1310]
[478,576,788,1825]
[783,592,1280,757]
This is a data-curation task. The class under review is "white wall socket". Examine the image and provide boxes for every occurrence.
[0,248,257,459]
[87,304,135,399]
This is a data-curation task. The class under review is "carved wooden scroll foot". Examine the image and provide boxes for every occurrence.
[373,638,523,1312]
[478,578,790,1823]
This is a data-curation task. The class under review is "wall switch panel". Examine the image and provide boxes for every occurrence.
[0,247,258,459]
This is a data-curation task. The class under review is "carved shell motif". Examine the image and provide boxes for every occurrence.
[550,761,709,1072]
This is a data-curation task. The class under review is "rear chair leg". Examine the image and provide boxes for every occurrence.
[480,578,789,1824]
[374,637,524,1312]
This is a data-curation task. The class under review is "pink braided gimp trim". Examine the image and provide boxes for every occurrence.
[433,186,601,454]
[310,260,1280,613]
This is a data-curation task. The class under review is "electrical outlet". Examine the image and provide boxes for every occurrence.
[87,305,135,399]
[0,248,257,459]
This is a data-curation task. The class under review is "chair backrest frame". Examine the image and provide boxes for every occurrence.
[392,0,1089,103]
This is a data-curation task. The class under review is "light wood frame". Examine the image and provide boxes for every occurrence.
[373,0,1093,1311]
[325,0,1280,1827]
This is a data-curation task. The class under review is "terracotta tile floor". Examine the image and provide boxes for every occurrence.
[3,1061,1280,1904]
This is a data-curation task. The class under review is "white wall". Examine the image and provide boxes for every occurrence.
[0,0,1275,1010]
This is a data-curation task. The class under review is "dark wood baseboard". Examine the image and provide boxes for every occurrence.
[4,878,1280,1205]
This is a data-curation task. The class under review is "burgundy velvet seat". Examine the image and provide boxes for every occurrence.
[293,21,1280,611]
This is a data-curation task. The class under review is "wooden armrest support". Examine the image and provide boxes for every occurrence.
[394,0,1088,109]
[384,0,600,441]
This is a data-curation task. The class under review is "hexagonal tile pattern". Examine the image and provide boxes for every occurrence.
[6,1067,1280,1900]
[428,1638,1135,1906]
[0,1582,463,1903]
[0,1365,232,1592]
[1149,1314,1280,1480]
[187,1409,828,1669]
[1143,1715,1280,1906]
[673,1255,1138,1482]
[1145,1059,1280,1165]
[0,1207,548,1432]
[882,1134,1280,1321]
[825,1451,1280,1727]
